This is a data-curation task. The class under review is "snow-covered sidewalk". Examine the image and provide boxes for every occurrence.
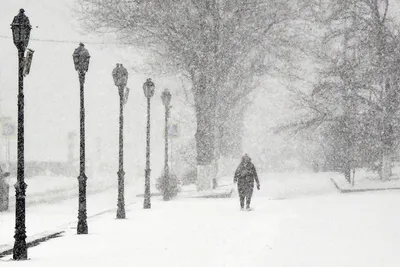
[1,188,400,266]
[1,173,235,252]
[5,174,136,206]
[0,197,278,266]
[0,177,142,250]
[1,172,400,266]
[330,168,400,193]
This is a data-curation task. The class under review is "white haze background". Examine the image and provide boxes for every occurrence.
[3,2,400,266]
[0,0,303,178]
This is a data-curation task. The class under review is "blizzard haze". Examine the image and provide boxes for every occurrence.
[0,0,307,177]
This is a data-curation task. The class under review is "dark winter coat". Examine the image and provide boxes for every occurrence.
[234,156,260,195]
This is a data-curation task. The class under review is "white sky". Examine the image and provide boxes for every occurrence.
[0,0,312,176]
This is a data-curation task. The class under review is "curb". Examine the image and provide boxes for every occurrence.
[189,189,233,199]
[135,192,162,197]
[135,188,233,199]
[0,232,64,259]
[330,178,400,193]
[0,200,137,259]
[180,188,233,199]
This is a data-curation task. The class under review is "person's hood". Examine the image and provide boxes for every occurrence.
[242,154,251,162]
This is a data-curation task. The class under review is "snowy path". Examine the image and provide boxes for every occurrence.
[0,180,140,248]
[231,171,340,199]
[5,175,141,206]
[267,192,400,266]
[1,172,400,266]
[2,192,400,266]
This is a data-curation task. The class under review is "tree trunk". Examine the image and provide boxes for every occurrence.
[344,159,351,184]
[219,111,244,158]
[381,79,396,181]
[193,71,217,191]
[343,117,352,184]
[196,158,219,191]
[381,116,392,182]
[381,150,391,181]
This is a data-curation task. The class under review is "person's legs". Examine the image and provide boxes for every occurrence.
[246,188,253,209]
[239,194,245,209]
[238,184,245,209]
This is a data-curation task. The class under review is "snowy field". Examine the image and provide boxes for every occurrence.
[1,171,400,266]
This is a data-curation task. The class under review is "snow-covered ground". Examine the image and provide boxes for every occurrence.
[5,173,142,206]
[0,174,144,249]
[331,167,400,191]
[1,171,400,266]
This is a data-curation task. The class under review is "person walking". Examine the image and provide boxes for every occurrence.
[234,154,260,211]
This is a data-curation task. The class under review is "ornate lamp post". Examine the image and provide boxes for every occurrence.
[161,89,172,201]
[11,8,31,260]
[143,78,155,209]
[72,43,90,234]
[112,63,129,219]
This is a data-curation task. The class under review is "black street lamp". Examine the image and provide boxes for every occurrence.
[143,78,155,209]
[161,89,172,201]
[11,8,31,261]
[72,43,90,234]
[112,63,129,219]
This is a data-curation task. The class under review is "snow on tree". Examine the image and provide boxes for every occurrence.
[76,0,301,189]
[282,0,400,182]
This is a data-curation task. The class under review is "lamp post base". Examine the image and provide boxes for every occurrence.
[13,219,27,260]
[116,207,126,218]
[162,172,170,201]
[143,200,151,209]
[143,168,151,209]
[77,220,88,235]
[77,173,88,235]
[116,170,126,219]
[13,181,27,260]
[13,238,27,260]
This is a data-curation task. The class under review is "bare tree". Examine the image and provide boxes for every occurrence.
[284,0,400,181]
[76,0,300,189]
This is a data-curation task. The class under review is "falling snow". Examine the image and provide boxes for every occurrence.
[1,0,400,266]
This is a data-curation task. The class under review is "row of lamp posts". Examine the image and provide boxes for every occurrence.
[10,8,172,260]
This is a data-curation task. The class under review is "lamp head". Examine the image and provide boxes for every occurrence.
[161,88,172,107]
[143,78,155,98]
[72,43,90,73]
[112,63,128,88]
[11,8,32,51]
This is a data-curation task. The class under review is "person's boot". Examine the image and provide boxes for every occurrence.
[246,203,251,211]
[246,196,252,211]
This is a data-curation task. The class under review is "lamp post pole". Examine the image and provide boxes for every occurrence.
[112,63,129,219]
[73,43,90,235]
[117,84,126,218]
[13,45,27,261]
[144,96,151,208]
[143,78,155,209]
[164,105,169,199]
[77,70,88,234]
[11,8,31,260]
